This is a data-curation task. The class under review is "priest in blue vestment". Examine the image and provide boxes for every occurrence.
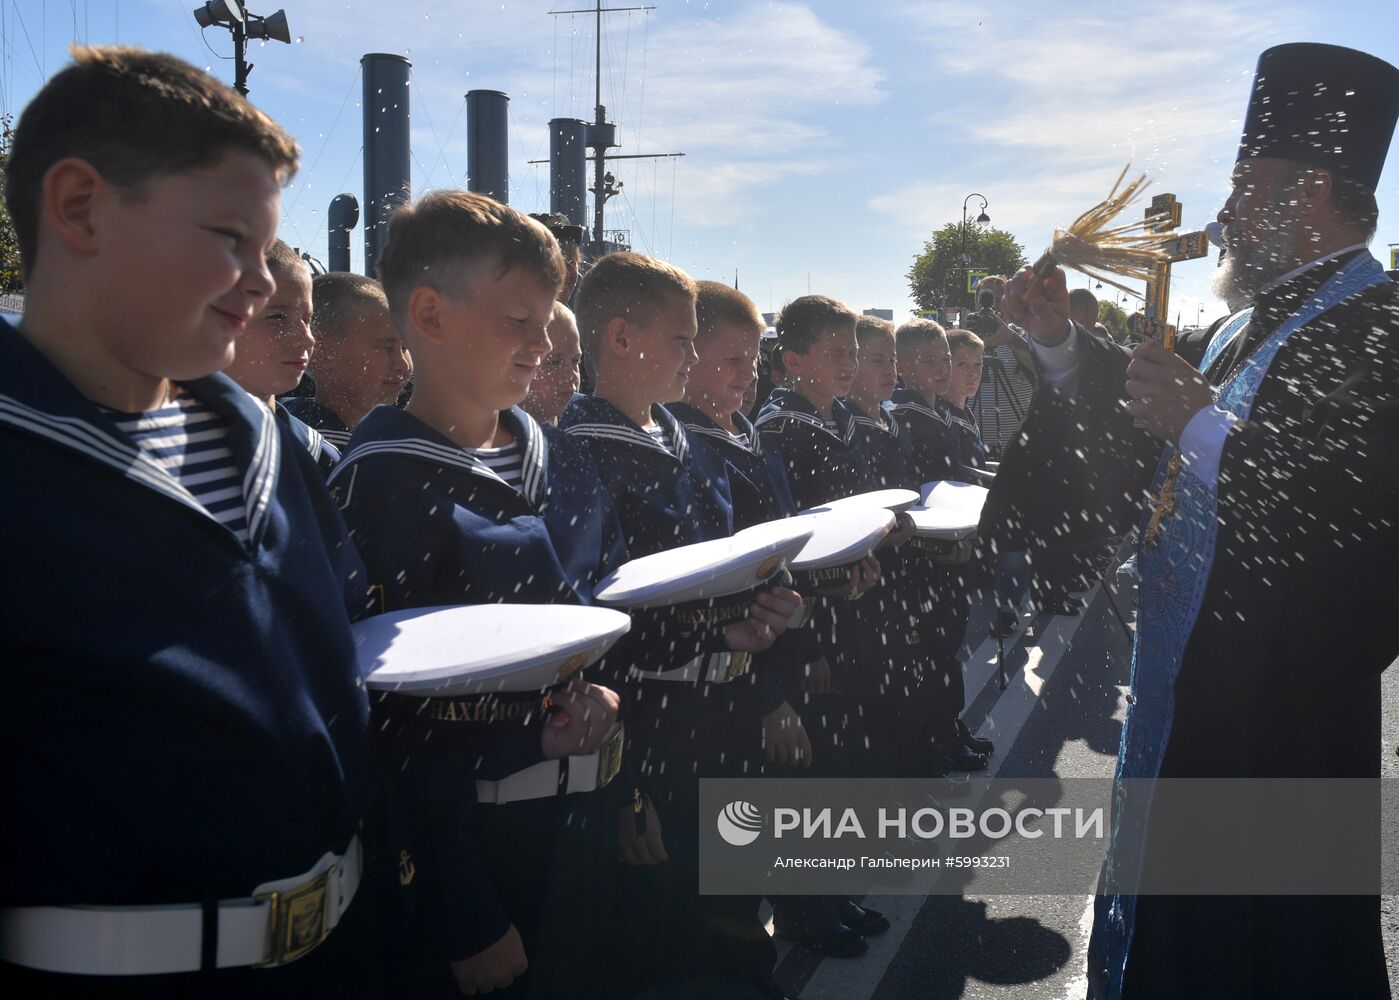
[985,42,1399,1000]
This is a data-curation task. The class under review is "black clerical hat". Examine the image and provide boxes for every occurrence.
[1237,43,1399,192]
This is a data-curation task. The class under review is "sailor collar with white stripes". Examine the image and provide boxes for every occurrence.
[0,326,281,551]
[562,396,692,466]
[846,399,901,439]
[667,402,762,457]
[940,400,979,436]
[330,404,549,507]
[888,387,949,427]
[752,388,858,446]
[275,403,331,462]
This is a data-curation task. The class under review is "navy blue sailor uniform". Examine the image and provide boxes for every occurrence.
[753,389,879,720]
[329,403,626,1000]
[843,400,946,773]
[666,402,812,721]
[849,400,914,490]
[889,386,956,485]
[889,387,976,757]
[281,395,353,449]
[752,389,904,947]
[275,401,340,479]
[558,395,763,781]
[558,394,781,998]
[0,325,379,997]
[660,404,813,1000]
[939,398,989,479]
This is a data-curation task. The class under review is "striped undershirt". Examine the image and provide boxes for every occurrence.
[970,342,1037,455]
[109,392,251,543]
[463,440,524,489]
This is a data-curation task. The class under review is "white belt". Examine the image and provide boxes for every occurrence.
[0,836,362,975]
[476,723,625,805]
[634,650,751,684]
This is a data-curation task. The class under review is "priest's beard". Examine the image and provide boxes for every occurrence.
[1210,207,1306,312]
[1208,215,1303,313]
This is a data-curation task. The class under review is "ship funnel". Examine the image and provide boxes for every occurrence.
[549,117,589,230]
[466,90,510,203]
[361,53,411,277]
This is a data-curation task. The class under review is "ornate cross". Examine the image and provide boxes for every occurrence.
[1141,194,1210,347]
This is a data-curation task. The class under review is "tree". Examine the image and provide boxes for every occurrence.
[907,221,1027,312]
[1098,299,1129,342]
[0,116,21,292]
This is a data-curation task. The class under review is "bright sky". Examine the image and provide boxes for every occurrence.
[2,0,1397,328]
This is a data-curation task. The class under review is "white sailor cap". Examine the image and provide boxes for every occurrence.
[593,520,814,609]
[355,604,632,696]
[908,480,990,540]
[736,505,893,573]
[810,488,920,515]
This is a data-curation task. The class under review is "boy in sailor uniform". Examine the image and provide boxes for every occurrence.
[752,297,904,955]
[753,296,880,740]
[891,318,990,773]
[561,252,802,999]
[521,301,583,426]
[330,190,624,999]
[0,47,380,996]
[889,317,957,484]
[284,272,411,447]
[938,328,990,478]
[224,238,339,477]
[667,281,818,771]
[845,316,942,778]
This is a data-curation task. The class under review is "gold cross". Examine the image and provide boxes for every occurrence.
[1141,194,1209,345]
[1145,453,1181,547]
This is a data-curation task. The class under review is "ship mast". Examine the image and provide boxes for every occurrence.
[549,1,682,255]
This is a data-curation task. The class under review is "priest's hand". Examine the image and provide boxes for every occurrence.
[762,701,813,766]
[1001,265,1071,347]
[1124,340,1215,444]
[541,680,620,759]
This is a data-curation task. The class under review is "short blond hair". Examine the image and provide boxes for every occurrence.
[855,314,894,344]
[376,189,563,326]
[266,239,307,283]
[695,280,763,341]
[573,251,697,365]
[894,317,947,357]
[946,328,984,354]
[312,272,388,344]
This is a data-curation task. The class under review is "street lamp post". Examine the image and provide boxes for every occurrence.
[961,193,990,318]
